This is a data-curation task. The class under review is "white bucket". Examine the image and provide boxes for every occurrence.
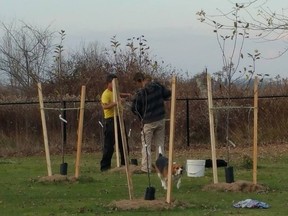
[186,160,205,177]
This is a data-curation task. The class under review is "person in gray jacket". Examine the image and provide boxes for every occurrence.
[131,72,171,173]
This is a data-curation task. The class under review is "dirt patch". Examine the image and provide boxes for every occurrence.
[36,164,152,183]
[109,180,268,210]
[109,165,192,211]
[109,198,192,210]
[109,164,143,174]
[38,174,77,182]
[202,180,268,193]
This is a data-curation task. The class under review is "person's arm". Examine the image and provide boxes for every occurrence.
[131,97,138,114]
[131,91,143,118]
[159,83,171,100]
[120,93,132,97]
[101,94,131,110]
[120,93,133,103]
[101,101,117,109]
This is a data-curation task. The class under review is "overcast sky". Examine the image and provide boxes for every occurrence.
[1,0,287,79]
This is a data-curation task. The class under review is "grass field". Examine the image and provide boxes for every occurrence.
[1,145,288,216]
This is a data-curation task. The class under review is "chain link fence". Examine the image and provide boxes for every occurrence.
[0,96,288,156]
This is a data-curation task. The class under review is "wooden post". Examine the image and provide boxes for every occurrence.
[113,78,134,200]
[253,77,258,184]
[75,86,86,178]
[37,83,52,176]
[207,74,218,184]
[166,76,176,204]
[112,81,120,167]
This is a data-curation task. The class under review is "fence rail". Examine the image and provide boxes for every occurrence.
[0,95,288,156]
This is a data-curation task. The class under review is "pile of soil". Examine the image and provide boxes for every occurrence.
[38,174,77,182]
[109,180,268,211]
[202,180,268,193]
[109,164,148,174]
[36,164,141,183]
[110,199,192,210]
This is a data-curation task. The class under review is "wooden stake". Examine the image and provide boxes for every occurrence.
[75,86,86,178]
[253,77,258,184]
[166,76,176,204]
[37,83,52,176]
[113,78,134,200]
[112,81,120,167]
[207,74,218,184]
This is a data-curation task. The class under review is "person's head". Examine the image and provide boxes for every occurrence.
[133,72,150,87]
[106,73,117,90]
[133,72,145,82]
[106,73,117,83]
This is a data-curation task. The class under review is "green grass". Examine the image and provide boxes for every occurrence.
[0,151,288,216]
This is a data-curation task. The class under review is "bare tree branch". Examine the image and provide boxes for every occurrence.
[0,21,54,92]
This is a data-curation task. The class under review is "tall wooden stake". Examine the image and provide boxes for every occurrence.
[112,81,120,167]
[113,78,134,200]
[75,86,86,178]
[253,77,258,184]
[207,74,218,184]
[37,83,52,176]
[166,76,176,204]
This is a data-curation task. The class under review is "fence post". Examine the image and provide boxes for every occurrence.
[62,101,67,146]
[186,98,190,146]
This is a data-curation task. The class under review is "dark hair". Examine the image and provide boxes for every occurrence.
[133,72,145,82]
[106,74,117,83]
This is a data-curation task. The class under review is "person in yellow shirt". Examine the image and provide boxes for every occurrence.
[100,73,130,172]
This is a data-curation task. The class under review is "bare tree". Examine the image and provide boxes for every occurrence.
[107,35,161,77]
[197,0,288,79]
[0,21,54,93]
[196,1,267,164]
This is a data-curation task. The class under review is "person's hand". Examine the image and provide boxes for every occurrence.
[120,93,132,100]
[119,97,126,103]
[127,93,133,101]
[112,101,117,107]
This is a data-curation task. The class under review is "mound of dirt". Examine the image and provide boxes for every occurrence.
[202,180,268,193]
[109,164,143,174]
[109,198,192,210]
[38,174,77,182]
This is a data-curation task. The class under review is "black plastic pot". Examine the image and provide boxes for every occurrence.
[60,162,68,175]
[130,158,138,166]
[225,166,234,183]
[144,186,156,200]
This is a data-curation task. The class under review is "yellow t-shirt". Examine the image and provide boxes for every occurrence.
[101,89,114,119]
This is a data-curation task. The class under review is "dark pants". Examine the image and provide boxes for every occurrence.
[100,117,128,171]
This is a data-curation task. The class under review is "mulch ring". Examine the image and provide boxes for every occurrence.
[36,165,142,183]
[109,198,193,210]
[109,166,191,210]
[202,180,269,193]
[109,164,146,174]
[38,174,77,182]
